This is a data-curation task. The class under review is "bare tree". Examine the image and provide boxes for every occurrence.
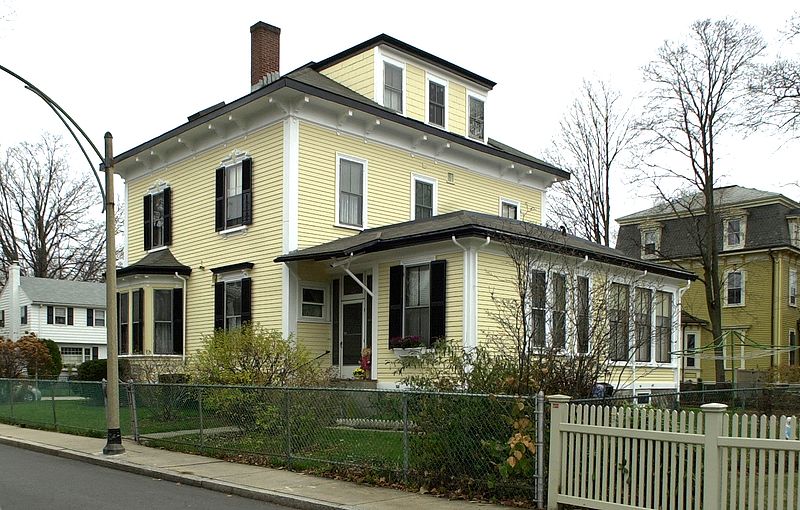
[0,133,107,281]
[638,18,766,382]
[547,80,636,247]
[748,13,800,137]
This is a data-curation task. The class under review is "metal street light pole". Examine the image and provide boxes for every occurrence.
[0,64,123,454]
[102,132,124,454]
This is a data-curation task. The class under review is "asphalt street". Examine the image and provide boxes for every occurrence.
[0,443,290,510]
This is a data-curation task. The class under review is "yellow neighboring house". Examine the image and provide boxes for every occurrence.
[114,22,692,390]
[616,186,800,384]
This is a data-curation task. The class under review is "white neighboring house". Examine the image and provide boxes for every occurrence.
[0,262,108,369]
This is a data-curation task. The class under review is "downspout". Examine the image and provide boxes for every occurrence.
[769,249,776,371]
[175,272,188,362]
[677,279,692,390]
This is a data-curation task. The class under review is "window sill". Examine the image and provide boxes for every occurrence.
[148,246,168,254]
[723,303,746,308]
[298,317,330,324]
[218,225,248,237]
[333,222,365,232]
[391,347,428,358]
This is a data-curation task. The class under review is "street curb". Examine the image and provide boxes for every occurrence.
[0,435,350,510]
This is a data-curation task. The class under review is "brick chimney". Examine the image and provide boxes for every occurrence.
[250,21,281,91]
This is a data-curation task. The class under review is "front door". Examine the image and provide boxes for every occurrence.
[333,273,372,378]
[341,301,364,376]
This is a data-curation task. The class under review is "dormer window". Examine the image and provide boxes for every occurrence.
[383,61,404,114]
[640,226,661,259]
[789,219,800,248]
[723,216,746,250]
[427,76,447,128]
[468,94,485,140]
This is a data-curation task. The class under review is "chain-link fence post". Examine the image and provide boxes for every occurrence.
[285,388,292,464]
[198,386,205,453]
[536,391,545,510]
[128,381,140,442]
[402,391,409,483]
[51,381,57,428]
[10,380,15,420]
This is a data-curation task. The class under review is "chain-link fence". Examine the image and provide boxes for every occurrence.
[0,378,546,507]
[0,378,131,436]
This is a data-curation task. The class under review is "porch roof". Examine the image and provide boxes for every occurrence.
[117,248,192,277]
[275,210,696,281]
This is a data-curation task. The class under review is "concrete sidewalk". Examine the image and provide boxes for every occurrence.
[0,423,507,510]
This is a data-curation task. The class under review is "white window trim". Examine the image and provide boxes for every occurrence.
[640,227,661,259]
[218,150,251,232]
[790,219,800,248]
[723,269,746,307]
[334,153,368,230]
[54,306,67,325]
[723,330,746,370]
[375,53,406,115]
[572,273,593,355]
[789,268,797,307]
[466,90,487,143]
[722,216,746,251]
[217,224,248,237]
[92,308,106,327]
[425,73,448,129]
[499,198,520,220]
[410,174,438,220]
[684,327,699,368]
[299,282,329,323]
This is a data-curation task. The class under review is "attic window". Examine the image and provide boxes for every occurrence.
[468,93,485,140]
[723,216,745,250]
[640,227,661,259]
[383,62,403,114]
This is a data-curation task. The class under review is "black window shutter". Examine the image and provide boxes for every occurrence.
[163,187,172,245]
[389,265,404,342]
[143,194,152,251]
[92,346,99,360]
[242,158,253,225]
[87,308,94,326]
[241,277,252,325]
[47,306,54,324]
[135,289,144,353]
[215,167,225,231]
[214,281,225,330]
[429,259,447,343]
[172,288,183,355]
[67,307,74,326]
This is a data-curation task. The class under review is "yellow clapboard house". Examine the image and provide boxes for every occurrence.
[113,22,693,391]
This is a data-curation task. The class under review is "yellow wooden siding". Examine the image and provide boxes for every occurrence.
[125,123,284,354]
[778,253,800,366]
[297,122,542,249]
[375,253,463,382]
[477,251,519,346]
[448,83,466,137]
[405,64,424,122]
[610,366,676,387]
[297,321,332,366]
[318,50,375,100]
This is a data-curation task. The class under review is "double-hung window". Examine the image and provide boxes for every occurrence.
[723,330,746,370]
[609,283,630,361]
[143,188,171,250]
[634,288,652,362]
[413,176,435,220]
[685,330,697,368]
[388,261,446,348]
[576,276,590,353]
[338,157,365,228]
[119,293,129,355]
[789,269,797,307]
[300,284,327,321]
[215,157,252,232]
[86,308,105,327]
[726,270,744,306]
[500,199,519,220]
[428,77,446,128]
[530,270,547,348]
[224,280,242,330]
[20,306,27,325]
[383,62,403,113]
[404,265,431,346]
[790,330,798,366]
[654,291,672,363]
[724,217,745,250]
[551,273,567,350]
[468,94,485,140]
[153,290,173,354]
[54,307,67,325]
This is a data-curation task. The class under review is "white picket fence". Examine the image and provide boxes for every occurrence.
[547,396,800,510]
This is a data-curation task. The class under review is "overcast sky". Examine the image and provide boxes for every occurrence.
[1,1,798,225]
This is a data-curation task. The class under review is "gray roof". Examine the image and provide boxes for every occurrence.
[118,249,191,277]
[19,277,105,308]
[276,210,694,280]
[617,186,790,223]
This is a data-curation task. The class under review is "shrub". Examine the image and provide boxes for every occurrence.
[0,334,53,378]
[75,358,131,381]
[39,338,62,379]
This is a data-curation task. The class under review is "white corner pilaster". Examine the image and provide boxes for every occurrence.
[282,116,300,339]
[464,245,478,350]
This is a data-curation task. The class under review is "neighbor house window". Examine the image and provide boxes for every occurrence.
[404,265,431,346]
[609,283,630,361]
[143,188,172,250]
[0,310,4,328]
[86,308,105,327]
[576,276,590,353]
[685,330,697,368]
[20,306,27,325]
[530,270,547,348]
[60,347,90,366]
[428,77,446,127]
[383,62,403,113]
[337,157,366,227]
[413,176,435,220]
[790,330,798,366]
[654,291,672,363]
[641,227,661,258]
[726,270,744,306]
[551,273,567,350]
[790,269,797,307]
[54,307,67,325]
[215,158,252,232]
[500,199,519,220]
[300,284,327,321]
[634,287,652,362]
[723,330,746,370]
[468,95,485,140]
[724,217,745,250]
